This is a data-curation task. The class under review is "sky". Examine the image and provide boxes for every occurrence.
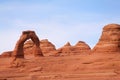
[0,0,120,54]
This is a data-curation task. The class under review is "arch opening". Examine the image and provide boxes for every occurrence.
[12,31,43,58]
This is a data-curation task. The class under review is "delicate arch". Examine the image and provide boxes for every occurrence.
[12,31,43,58]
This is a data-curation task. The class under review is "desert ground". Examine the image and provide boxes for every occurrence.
[0,53,120,80]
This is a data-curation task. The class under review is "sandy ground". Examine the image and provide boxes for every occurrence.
[0,53,120,80]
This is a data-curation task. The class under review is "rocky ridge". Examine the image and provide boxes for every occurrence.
[1,24,120,57]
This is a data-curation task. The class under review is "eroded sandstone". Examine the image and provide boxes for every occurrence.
[93,24,120,53]
[12,30,43,58]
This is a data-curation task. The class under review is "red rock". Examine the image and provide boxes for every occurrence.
[40,39,56,56]
[24,39,56,56]
[24,40,34,55]
[73,41,91,54]
[93,24,120,53]
[1,24,120,80]
[57,41,91,56]
[12,30,43,58]
[0,51,12,57]
[64,42,71,46]
[57,42,74,56]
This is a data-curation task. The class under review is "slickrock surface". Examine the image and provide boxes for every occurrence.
[0,54,120,80]
[93,24,120,53]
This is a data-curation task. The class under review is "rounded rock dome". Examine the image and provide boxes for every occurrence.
[103,24,120,30]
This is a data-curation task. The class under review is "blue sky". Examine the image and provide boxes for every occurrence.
[0,0,120,53]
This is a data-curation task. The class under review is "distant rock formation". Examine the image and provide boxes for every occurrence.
[64,42,71,46]
[57,42,74,56]
[73,41,91,54]
[1,23,120,58]
[57,41,91,56]
[40,39,56,56]
[24,40,34,55]
[24,39,56,56]
[1,51,12,57]
[93,24,120,53]
[12,30,43,58]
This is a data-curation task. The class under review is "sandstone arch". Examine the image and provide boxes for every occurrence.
[12,30,43,58]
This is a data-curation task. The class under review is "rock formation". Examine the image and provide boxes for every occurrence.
[64,42,71,46]
[40,39,56,56]
[1,23,120,58]
[24,40,34,55]
[24,39,56,56]
[12,30,43,58]
[1,51,12,57]
[57,42,74,56]
[93,24,120,53]
[57,41,91,56]
[73,41,91,54]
